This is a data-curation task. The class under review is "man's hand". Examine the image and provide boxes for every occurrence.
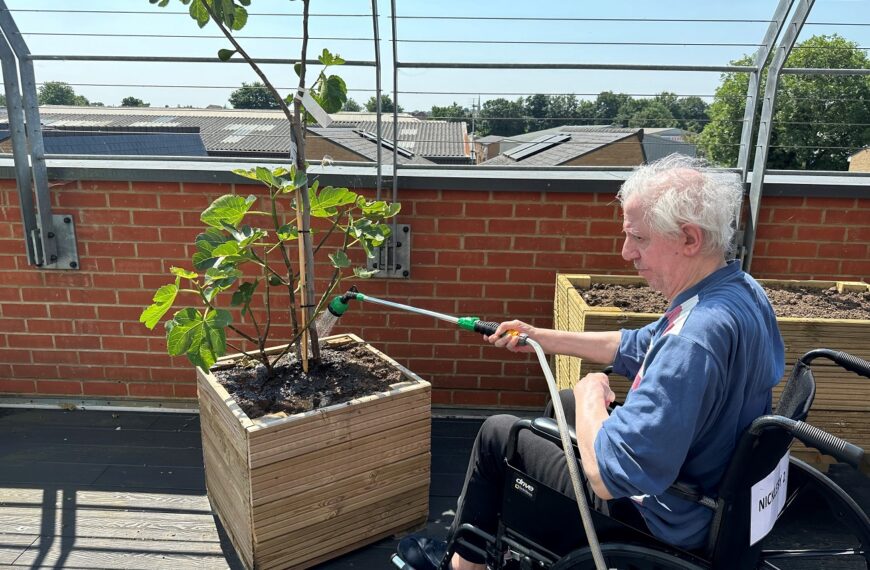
[574,372,615,500]
[574,372,616,408]
[484,319,536,353]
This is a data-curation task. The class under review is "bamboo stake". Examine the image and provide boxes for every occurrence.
[291,0,320,372]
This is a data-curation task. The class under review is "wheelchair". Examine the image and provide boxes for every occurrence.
[395,349,870,569]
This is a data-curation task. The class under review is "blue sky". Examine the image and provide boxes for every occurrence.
[4,0,868,110]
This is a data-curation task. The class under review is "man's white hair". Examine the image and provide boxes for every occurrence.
[617,154,743,256]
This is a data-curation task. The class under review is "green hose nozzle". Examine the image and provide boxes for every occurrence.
[327,287,361,317]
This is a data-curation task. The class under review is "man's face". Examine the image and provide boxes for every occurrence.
[620,197,684,299]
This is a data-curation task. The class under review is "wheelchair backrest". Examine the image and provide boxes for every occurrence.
[705,360,816,567]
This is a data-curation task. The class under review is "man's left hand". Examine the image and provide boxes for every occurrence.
[574,372,616,409]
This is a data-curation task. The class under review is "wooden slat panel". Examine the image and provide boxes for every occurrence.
[197,372,254,569]
[250,421,430,506]
[248,380,429,442]
[248,389,430,468]
[253,453,430,532]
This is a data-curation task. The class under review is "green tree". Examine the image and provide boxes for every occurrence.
[365,94,403,113]
[524,94,549,131]
[477,97,526,136]
[430,102,470,122]
[228,81,280,109]
[592,91,633,124]
[667,95,709,133]
[699,34,870,170]
[0,94,6,107]
[121,96,150,107]
[38,81,78,105]
[626,101,676,129]
[545,94,581,129]
[342,97,362,112]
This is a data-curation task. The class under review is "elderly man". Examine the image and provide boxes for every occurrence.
[399,155,785,570]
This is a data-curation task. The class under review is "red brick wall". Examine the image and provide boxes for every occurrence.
[0,177,867,408]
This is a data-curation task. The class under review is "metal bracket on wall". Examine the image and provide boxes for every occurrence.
[0,0,78,270]
[44,215,80,270]
[367,225,411,278]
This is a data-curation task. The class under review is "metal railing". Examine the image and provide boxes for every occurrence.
[0,1,868,273]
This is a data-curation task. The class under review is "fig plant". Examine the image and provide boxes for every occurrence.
[140,168,399,376]
[140,0,397,374]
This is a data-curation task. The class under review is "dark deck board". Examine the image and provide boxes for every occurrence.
[1,408,867,569]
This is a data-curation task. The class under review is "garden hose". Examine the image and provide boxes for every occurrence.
[329,290,609,570]
[330,291,529,344]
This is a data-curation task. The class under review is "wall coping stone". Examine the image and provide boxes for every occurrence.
[0,157,868,196]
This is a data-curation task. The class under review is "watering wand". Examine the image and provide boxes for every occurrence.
[327,289,609,570]
[328,289,528,345]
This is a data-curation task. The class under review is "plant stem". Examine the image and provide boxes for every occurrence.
[202,2,297,130]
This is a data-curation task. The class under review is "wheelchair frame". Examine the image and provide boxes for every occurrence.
[398,349,870,570]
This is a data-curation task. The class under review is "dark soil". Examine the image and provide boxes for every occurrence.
[580,283,870,320]
[213,341,402,419]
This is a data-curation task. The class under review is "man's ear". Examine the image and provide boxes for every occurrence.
[680,223,704,256]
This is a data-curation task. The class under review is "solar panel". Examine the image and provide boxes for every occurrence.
[355,129,414,158]
[504,133,571,160]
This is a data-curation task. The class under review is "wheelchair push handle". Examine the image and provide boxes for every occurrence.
[752,415,865,469]
[801,349,870,379]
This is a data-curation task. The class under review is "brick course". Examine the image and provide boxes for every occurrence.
[0,178,868,408]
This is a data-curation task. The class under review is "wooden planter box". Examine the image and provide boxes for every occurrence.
[554,274,870,469]
[197,333,431,569]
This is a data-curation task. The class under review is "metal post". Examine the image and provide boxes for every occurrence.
[0,26,37,264]
[732,0,794,261]
[736,0,794,179]
[390,0,399,203]
[743,0,816,272]
[0,0,57,265]
[370,0,383,201]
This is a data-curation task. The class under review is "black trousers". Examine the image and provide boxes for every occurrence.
[447,390,646,563]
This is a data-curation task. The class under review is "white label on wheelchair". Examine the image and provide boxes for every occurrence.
[749,451,789,546]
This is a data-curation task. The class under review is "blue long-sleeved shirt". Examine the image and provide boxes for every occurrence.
[594,260,784,549]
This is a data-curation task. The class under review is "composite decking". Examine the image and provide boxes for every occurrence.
[1,406,868,569]
[0,407,480,569]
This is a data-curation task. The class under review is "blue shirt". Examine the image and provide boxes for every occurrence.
[594,261,784,549]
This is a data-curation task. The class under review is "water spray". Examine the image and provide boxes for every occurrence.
[328,288,609,570]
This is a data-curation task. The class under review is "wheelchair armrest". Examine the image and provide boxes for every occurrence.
[530,417,577,447]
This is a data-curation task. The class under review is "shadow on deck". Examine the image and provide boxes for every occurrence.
[0,407,481,569]
[1,407,868,569]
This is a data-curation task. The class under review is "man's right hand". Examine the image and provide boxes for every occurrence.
[485,319,537,353]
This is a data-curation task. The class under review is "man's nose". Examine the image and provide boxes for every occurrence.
[621,237,635,261]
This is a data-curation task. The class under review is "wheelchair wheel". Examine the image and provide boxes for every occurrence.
[755,457,870,569]
[551,543,706,570]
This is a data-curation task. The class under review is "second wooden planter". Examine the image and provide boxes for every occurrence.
[554,274,870,469]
